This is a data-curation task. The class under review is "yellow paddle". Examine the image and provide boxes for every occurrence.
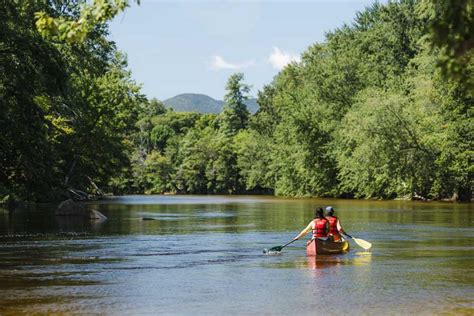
[344,233,372,250]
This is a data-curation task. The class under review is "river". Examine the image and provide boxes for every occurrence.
[0,195,472,315]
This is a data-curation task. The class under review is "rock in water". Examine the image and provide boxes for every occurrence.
[89,209,107,222]
[56,199,87,216]
[56,199,107,221]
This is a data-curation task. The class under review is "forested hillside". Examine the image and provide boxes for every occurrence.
[1,0,472,202]
[163,93,259,114]
[122,1,472,201]
[163,94,224,114]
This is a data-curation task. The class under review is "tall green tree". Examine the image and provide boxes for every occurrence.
[219,73,251,136]
[1,0,146,201]
[417,0,474,91]
[1,1,68,201]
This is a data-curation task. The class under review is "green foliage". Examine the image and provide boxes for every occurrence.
[245,0,472,200]
[235,130,274,192]
[35,0,138,44]
[219,73,251,136]
[1,1,68,201]
[335,84,443,198]
[141,98,167,118]
[417,0,474,91]
[1,0,145,201]
[3,0,472,202]
[144,151,174,194]
[173,127,241,194]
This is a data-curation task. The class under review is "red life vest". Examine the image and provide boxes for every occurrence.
[327,215,339,236]
[312,218,328,238]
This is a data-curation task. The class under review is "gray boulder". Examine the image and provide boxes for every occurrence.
[89,209,107,221]
[56,199,107,222]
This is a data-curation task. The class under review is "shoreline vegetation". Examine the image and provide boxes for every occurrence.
[1,1,472,205]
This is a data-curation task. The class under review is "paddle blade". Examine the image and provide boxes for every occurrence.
[353,237,372,250]
[264,239,296,254]
[268,245,283,252]
[263,246,283,255]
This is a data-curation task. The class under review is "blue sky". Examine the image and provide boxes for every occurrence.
[109,0,382,101]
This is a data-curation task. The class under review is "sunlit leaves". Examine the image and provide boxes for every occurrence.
[35,0,137,44]
[417,0,474,91]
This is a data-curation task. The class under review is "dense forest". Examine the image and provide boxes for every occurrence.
[1,0,472,202]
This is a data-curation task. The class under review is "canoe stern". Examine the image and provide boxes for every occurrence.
[306,238,350,256]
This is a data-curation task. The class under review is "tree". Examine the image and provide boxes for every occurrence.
[417,0,474,91]
[4,0,472,202]
[144,151,174,194]
[0,1,68,201]
[335,85,443,199]
[219,73,251,136]
[35,0,139,44]
[1,1,147,201]
[235,130,274,193]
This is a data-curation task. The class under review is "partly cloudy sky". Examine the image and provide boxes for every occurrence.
[210,47,299,71]
[210,55,255,71]
[268,47,301,70]
[110,1,382,100]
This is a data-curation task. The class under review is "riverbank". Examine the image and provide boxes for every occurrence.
[2,191,471,214]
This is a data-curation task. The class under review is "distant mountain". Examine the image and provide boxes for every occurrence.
[163,93,259,114]
[163,93,223,113]
[243,98,258,114]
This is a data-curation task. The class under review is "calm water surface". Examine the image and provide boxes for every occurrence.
[0,195,472,315]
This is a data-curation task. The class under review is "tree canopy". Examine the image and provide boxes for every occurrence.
[1,0,472,202]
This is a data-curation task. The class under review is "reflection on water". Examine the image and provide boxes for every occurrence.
[0,196,472,315]
[305,251,372,270]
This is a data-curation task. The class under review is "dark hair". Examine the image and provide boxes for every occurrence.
[314,207,325,219]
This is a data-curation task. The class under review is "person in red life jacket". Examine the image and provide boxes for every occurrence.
[293,207,329,243]
[325,206,346,242]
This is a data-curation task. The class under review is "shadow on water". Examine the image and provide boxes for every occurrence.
[55,215,106,233]
[0,204,108,237]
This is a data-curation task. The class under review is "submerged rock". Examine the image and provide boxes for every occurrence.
[56,199,86,216]
[89,209,107,221]
[56,199,107,222]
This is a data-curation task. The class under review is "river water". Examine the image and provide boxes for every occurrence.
[0,195,472,315]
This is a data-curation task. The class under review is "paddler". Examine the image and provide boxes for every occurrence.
[325,206,346,241]
[293,207,329,243]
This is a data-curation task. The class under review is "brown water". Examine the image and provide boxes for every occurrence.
[0,195,472,315]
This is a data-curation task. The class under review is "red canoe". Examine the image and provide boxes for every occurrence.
[306,237,350,256]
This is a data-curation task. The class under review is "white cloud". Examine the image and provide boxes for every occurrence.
[210,55,255,71]
[268,47,301,70]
